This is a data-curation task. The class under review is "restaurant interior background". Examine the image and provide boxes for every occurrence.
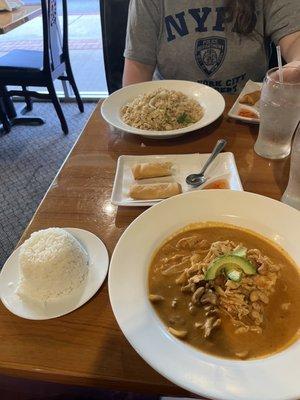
[1,1,300,400]
[0,0,108,267]
[0,0,108,99]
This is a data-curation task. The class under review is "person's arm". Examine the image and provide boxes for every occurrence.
[123,59,155,87]
[279,31,300,82]
[280,31,300,63]
[123,0,160,87]
[265,0,300,69]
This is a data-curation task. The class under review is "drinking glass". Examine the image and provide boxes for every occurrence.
[281,121,300,210]
[254,66,300,159]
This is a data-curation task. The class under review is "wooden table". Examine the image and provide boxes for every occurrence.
[0,5,41,34]
[0,97,290,397]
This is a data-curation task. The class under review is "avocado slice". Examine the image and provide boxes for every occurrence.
[205,255,256,281]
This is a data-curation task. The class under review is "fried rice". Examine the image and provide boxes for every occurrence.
[120,88,204,131]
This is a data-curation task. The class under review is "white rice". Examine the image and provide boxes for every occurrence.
[16,228,89,303]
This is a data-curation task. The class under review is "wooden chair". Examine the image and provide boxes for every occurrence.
[0,0,84,134]
[100,0,130,94]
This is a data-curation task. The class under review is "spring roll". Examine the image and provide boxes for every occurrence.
[131,161,173,180]
[239,90,261,106]
[129,182,182,200]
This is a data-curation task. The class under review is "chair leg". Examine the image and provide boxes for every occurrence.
[0,97,11,133]
[65,62,84,113]
[22,85,33,112]
[47,81,69,135]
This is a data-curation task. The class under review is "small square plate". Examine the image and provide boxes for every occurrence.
[228,80,262,124]
[111,153,243,207]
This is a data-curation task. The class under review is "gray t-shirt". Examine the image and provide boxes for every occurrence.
[124,0,300,93]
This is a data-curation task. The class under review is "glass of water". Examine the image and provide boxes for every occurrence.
[281,121,300,210]
[254,66,300,159]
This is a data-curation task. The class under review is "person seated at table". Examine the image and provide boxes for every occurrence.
[123,0,300,93]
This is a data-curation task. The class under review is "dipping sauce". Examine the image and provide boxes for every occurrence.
[238,108,259,119]
[203,179,230,189]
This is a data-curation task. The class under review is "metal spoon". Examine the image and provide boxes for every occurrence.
[186,139,227,187]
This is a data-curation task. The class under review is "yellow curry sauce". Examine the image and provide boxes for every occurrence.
[148,223,300,360]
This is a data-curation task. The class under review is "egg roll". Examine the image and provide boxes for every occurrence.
[239,90,261,106]
[129,182,182,200]
[131,161,173,180]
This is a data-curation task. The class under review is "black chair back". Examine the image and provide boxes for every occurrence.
[41,0,69,73]
[100,0,130,94]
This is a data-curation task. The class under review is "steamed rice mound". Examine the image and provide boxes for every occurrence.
[16,228,89,303]
[121,88,204,131]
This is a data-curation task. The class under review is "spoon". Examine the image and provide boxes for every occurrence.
[186,139,227,187]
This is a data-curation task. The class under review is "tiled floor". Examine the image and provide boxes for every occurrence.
[0,101,97,268]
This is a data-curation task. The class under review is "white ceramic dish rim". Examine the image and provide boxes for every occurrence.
[0,228,109,320]
[101,80,225,137]
[108,190,300,400]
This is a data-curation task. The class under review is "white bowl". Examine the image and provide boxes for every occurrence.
[101,80,225,139]
[109,190,300,400]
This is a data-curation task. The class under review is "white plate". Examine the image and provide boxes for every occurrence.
[111,152,243,206]
[228,80,262,124]
[0,228,109,320]
[109,190,300,400]
[101,80,225,139]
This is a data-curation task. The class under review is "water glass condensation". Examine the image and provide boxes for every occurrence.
[281,122,300,210]
[254,66,300,159]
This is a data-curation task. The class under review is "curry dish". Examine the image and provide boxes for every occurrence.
[148,222,300,360]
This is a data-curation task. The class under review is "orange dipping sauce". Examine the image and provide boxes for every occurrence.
[203,179,230,189]
[238,108,259,119]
